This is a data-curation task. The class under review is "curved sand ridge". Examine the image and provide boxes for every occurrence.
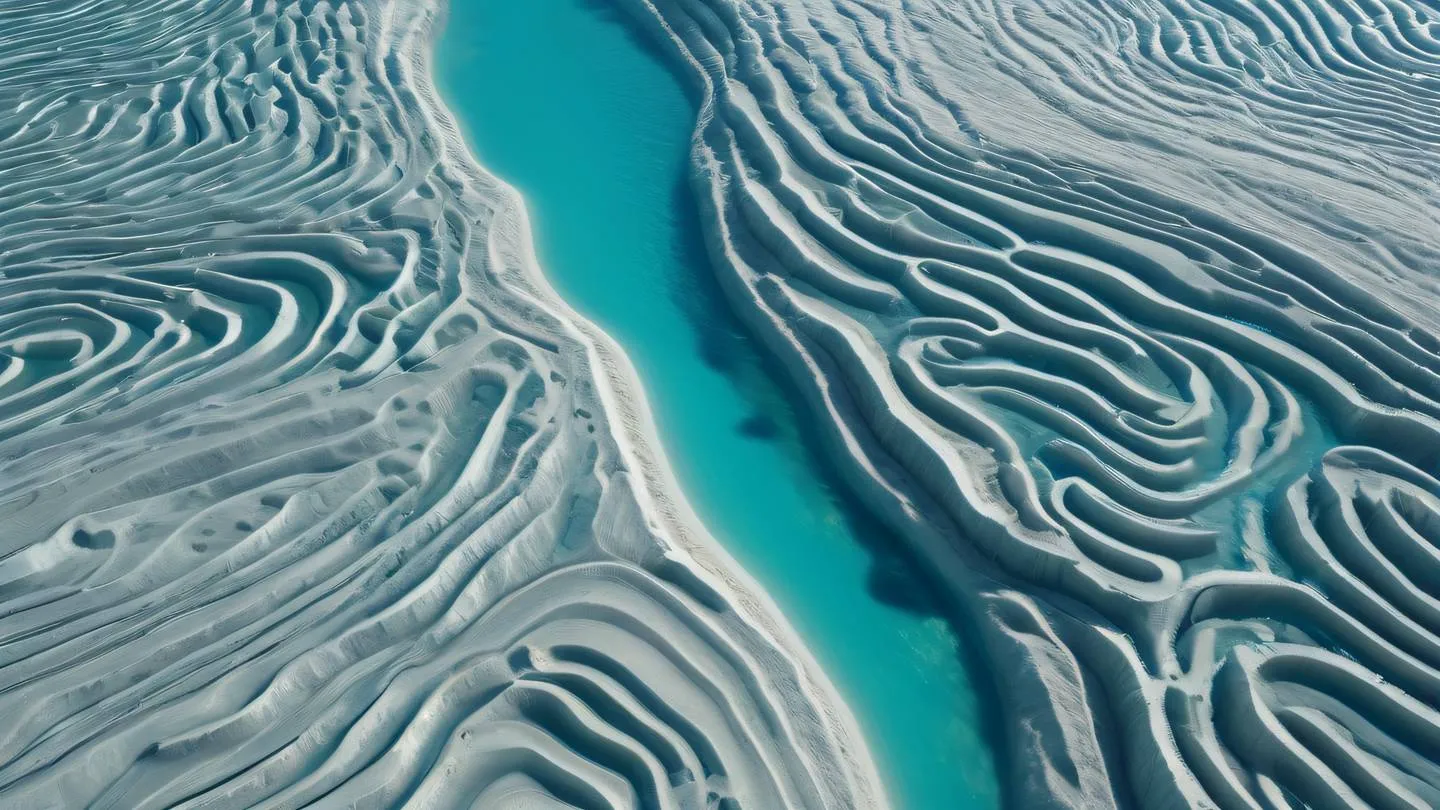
[0,1,884,808]
[617,0,1440,807]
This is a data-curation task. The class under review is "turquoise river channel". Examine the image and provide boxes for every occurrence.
[436,2,1003,806]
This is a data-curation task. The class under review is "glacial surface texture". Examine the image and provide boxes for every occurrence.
[0,1,883,808]
[617,0,1440,808]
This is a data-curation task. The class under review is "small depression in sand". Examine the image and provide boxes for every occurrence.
[437,1,1002,807]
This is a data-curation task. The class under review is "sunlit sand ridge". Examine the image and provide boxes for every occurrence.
[0,1,882,807]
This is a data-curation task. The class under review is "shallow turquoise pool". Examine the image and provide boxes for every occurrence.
[436,2,1002,806]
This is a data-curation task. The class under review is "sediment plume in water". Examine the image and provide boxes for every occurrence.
[0,1,882,807]
[615,0,1440,807]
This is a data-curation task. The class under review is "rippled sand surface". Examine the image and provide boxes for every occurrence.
[8,0,1440,807]
[615,0,1440,807]
[0,2,882,808]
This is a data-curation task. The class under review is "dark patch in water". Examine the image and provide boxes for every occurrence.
[737,413,780,439]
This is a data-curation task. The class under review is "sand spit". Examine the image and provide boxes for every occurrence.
[0,1,882,807]
[617,0,1440,807]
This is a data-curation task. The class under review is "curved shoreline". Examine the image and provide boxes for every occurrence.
[417,4,889,805]
[480,161,892,810]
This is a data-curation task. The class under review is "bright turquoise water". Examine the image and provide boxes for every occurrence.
[436,2,1001,807]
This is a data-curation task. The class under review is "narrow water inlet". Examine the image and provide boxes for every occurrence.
[435,1,1003,807]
